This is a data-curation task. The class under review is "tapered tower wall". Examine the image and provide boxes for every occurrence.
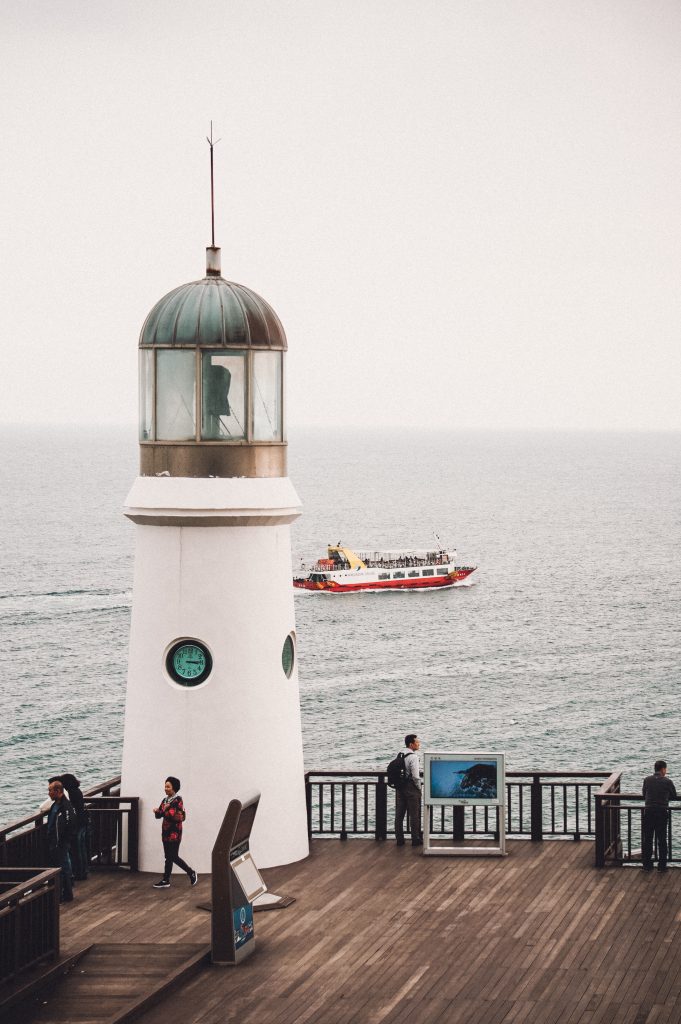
[121,476,308,872]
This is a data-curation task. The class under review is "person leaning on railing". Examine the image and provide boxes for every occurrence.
[46,780,77,902]
[642,759,677,872]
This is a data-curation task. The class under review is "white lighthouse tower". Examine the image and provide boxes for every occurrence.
[121,166,308,872]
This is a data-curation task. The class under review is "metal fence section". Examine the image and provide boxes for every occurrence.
[0,778,139,873]
[0,867,60,984]
[305,769,611,842]
[595,773,681,868]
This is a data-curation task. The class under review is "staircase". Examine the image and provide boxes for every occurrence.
[4,943,209,1024]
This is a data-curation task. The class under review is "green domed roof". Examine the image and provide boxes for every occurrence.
[140,266,287,349]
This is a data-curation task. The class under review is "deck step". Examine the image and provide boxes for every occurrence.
[9,943,210,1024]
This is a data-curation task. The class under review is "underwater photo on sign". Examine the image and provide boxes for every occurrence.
[429,760,498,800]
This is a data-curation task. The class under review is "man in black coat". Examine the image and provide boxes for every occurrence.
[46,779,76,901]
[642,759,677,872]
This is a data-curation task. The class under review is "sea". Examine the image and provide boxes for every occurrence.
[2,426,680,824]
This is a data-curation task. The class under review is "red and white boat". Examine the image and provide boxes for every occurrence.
[293,544,476,593]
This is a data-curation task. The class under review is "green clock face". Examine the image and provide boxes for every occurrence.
[166,640,212,686]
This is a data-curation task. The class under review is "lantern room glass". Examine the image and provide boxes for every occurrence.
[156,350,196,441]
[253,351,283,441]
[201,351,247,440]
[139,350,154,441]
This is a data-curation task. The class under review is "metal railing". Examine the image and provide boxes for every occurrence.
[0,867,60,984]
[305,770,611,842]
[595,773,681,867]
[0,777,139,873]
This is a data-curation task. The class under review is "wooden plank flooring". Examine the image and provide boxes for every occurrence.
[47,840,681,1024]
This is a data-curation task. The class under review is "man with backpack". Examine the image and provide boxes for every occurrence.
[391,733,422,847]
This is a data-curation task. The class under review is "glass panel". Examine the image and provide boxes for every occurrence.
[252,351,282,441]
[156,350,196,441]
[282,633,295,678]
[139,349,154,441]
[201,351,246,440]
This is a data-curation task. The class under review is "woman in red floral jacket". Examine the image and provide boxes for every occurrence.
[152,776,198,889]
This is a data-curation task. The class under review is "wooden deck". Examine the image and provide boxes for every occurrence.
[37,840,681,1023]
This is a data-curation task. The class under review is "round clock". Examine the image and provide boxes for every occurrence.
[166,639,213,686]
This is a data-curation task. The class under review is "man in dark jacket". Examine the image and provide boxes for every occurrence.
[395,734,423,847]
[46,779,76,901]
[642,760,677,872]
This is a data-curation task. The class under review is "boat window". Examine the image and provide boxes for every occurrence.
[378,573,390,580]
[408,571,419,578]
[422,569,434,576]
[393,572,405,579]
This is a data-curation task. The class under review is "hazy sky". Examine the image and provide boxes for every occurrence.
[1,1,679,430]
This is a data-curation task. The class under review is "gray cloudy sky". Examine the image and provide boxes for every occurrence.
[1,0,679,430]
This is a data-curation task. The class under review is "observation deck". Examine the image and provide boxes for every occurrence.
[2,770,680,1024]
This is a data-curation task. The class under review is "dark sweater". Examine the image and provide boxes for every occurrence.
[642,773,677,807]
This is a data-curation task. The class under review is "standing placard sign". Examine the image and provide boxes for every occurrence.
[211,792,267,965]
[423,751,507,856]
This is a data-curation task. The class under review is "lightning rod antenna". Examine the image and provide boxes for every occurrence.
[206,121,221,247]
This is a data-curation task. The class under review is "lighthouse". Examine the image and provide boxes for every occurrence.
[121,161,308,872]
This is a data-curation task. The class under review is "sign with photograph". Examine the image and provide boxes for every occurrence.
[425,752,505,806]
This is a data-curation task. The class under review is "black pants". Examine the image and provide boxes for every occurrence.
[49,844,73,901]
[162,840,193,880]
[642,807,669,868]
[395,782,422,843]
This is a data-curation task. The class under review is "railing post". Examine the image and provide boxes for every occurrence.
[375,776,388,841]
[340,784,348,841]
[305,774,312,838]
[128,798,139,872]
[595,794,605,867]
[530,774,543,841]
[452,807,465,841]
[52,870,61,959]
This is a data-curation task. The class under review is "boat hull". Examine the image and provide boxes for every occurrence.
[293,567,476,593]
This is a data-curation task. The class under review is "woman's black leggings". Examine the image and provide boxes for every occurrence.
[162,839,192,879]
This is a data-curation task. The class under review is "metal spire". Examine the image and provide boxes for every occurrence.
[206,121,221,247]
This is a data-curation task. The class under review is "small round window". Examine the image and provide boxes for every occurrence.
[282,633,295,678]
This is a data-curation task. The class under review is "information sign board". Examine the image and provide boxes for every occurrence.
[423,751,506,857]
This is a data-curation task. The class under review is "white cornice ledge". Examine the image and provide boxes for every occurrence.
[123,476,302,526]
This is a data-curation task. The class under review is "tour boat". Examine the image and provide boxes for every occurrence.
[293,544,476,593]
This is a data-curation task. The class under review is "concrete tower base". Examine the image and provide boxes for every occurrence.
[121,476,308,873]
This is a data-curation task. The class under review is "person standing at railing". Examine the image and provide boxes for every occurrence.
[642,760,677,872]
[60,773,89,881]
[46,779,76,903]
[395,734,423,847]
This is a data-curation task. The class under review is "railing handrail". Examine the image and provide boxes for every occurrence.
[83,776,122,798]
[597,791,681,802]
[305,769,612,780]
[0,812,45,841]
[0,867,61,910]
[0,776,123,840]
[596,770,622,796]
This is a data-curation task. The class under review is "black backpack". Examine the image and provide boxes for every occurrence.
[386,751,407,789]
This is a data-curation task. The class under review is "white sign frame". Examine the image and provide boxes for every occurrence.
[423,750,506,857]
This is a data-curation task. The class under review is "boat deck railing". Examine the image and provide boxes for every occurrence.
[303,558,469,573]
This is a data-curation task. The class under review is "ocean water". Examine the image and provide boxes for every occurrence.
[2,426,680,823]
